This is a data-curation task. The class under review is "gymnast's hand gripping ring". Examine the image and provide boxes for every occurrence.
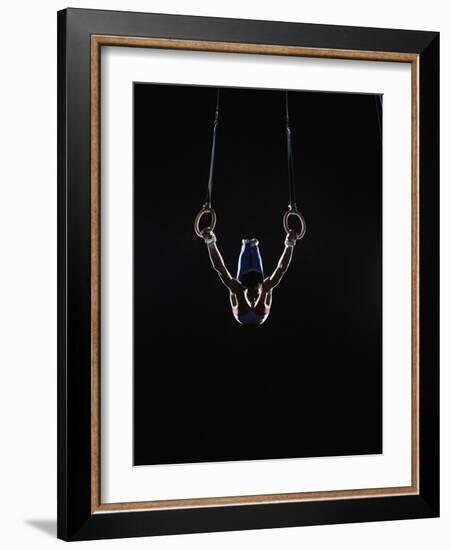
[283,205,306,241]
[194,207,217,238]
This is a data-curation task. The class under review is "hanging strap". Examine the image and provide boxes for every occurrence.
[285,91,297,208]
[204,88,220,208]
[195,89,220,238]
[283,91,306,240]
[374,94,382,141]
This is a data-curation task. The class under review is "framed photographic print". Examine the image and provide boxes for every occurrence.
[57,8,439,541]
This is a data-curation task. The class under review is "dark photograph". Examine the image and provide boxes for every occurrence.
[133,82,382,466]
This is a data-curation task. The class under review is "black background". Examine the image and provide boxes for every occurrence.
[133,83,382,466]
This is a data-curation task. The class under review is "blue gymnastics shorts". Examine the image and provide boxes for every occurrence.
[236,239,264,282]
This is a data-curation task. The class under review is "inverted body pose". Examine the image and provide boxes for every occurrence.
[201,228,298,325]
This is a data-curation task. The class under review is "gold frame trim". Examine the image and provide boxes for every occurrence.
[90,35,420,514]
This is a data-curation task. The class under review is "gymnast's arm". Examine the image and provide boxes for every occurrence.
[265,231,297,290]
[202,230,241,293]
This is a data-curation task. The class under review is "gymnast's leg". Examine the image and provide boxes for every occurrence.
[236,238,264,281]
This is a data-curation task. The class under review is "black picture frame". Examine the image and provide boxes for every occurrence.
[57,8,439,541]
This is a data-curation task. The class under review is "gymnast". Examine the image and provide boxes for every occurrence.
[200,228,299,325]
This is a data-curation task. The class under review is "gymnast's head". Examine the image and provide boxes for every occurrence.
[240,270,263,303]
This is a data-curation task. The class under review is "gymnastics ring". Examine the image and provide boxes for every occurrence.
[194,207,217,238]
[283,206,306,240]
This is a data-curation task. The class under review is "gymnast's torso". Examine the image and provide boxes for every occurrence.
[229,282,272,325]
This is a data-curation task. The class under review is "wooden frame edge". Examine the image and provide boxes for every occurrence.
[91,34,418,62]
[91,34,101,513]
[411,55,420,493]
[90,34,420,515]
